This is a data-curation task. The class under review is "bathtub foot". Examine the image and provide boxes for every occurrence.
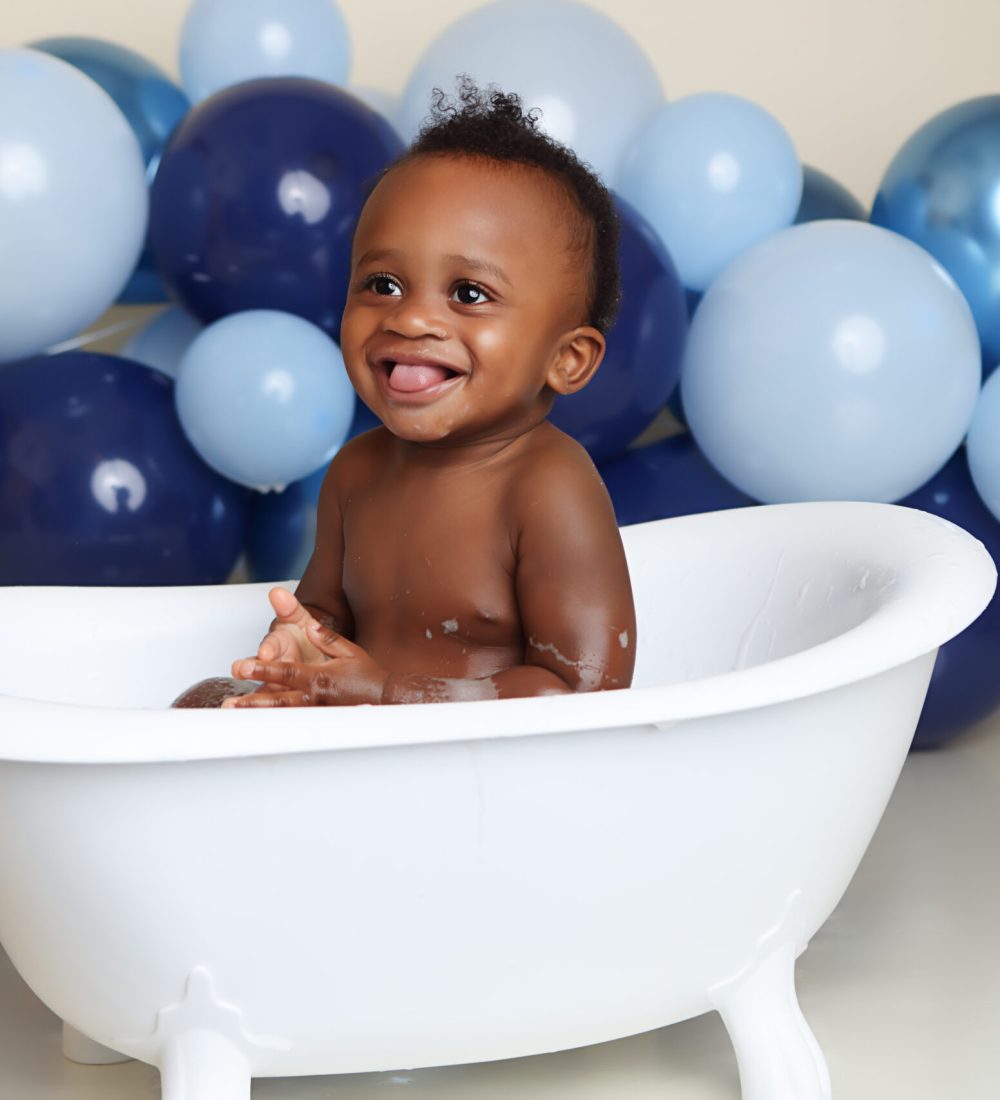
[710,941,831,1100]
[159,1031,251,1100]
[62,1021,133,1064]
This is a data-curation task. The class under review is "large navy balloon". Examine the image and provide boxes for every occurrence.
[597,432,754,527]
[871,97,1000,376]
[795,165,866,224]
[32,36,190,304]
[149,77,402,338]
[900,448,1000,748]
[0,352,247,585]
[551,197,687,462]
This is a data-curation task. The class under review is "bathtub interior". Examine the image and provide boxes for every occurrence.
[0,505,904,710]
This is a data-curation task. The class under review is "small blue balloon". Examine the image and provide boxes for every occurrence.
[550,197,687,462]
[149,77,402,339]
[0,352,247,585]
[618,93,802,291]
[246,464,327,582]
[121,306,204,379]
[681,220,981,503]
[795,165,866,224]
[900,450,1000,748]
[398,0,662,184]
[966,367,1000,521]
[180,0,351,104]
[598,433,754,526]
[871,96,1000,377]
[176,310,355,491]
[31,36,190,304]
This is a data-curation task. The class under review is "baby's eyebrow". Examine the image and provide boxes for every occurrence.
[444,254,512,287]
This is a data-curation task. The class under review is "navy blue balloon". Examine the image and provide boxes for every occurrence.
[795,165,866,224]
[246,464,327,583]
[32,36,190,304]
[597,432,754,527]
[149,77,403,338]
[899,448,1000,748]
[550,196,687,462]
[871,96,1000,376]
[0,352,247,584]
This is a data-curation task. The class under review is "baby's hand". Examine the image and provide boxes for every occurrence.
[256,587,324,665]
[225,620,388,707]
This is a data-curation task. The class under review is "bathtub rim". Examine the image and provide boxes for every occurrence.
[0,501,993,765]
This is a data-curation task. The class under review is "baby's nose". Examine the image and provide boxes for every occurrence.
[383,294,449,340]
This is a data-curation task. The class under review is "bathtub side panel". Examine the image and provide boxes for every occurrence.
[0,657,929,1075]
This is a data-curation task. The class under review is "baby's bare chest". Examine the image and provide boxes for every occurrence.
[340,481,520,652]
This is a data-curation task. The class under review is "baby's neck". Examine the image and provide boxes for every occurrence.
[391,422,551,472]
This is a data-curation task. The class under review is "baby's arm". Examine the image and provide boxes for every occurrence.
[252,458,355,665]
[383,454,636,702]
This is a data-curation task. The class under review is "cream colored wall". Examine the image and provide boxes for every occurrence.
[3,0,997,207]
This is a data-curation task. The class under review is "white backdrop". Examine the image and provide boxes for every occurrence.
[1,0,998,206]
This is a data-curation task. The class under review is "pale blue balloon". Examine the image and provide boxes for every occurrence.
[966,369,1000,521]
[618,93,802,291]
[397,0,663,184]
[121,306,204,378]
[180,0,352,103]
[0,48,148,363]
[175,311,356,491]
[681,220,981,503]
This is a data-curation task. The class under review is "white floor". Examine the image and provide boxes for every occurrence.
[2,710,999,1099]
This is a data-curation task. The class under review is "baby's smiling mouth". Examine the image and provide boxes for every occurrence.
[378,356,465,395]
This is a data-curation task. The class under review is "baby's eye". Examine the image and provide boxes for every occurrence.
[364,273,402,296]
[452,281,490,305]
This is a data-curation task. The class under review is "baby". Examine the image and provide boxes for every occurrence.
[175,81,636,709]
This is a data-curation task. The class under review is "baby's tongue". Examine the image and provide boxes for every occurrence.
[389,362,450,392]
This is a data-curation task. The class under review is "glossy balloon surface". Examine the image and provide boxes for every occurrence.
[0,49,147,363]
[618,93,802,291]
[871,96,1000,375]
[149,77,402,339]
[175,310,355,491]
[246,464,326,582]
[550,197,687,461]
[397,0,662,183]
[681,220,981,503]
[31,36,190,304]
[966,367,1000,521]
[180,0,351,103]
[795,165,866,224]
[0,352,247,585]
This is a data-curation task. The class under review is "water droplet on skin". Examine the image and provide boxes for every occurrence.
[425,628,433,640]
[618,630,629,649]
[442,619,458,634]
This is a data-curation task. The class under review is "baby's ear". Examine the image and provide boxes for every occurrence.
[546,326,606,395]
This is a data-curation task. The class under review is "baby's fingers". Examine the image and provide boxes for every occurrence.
[222,689,308,708]
[234,658,310,690]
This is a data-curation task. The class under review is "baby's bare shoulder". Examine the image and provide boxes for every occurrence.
[505,424,615,529]
[322,427,393,497]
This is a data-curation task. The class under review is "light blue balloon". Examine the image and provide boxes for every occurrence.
[180,0,352,104]
[966,369,1000,521]
[121,306,204,378]
[618,93,802,291]
[0,48,148,364]
[175,310,356,491]
[681,220,981,503]
[397,0,663,184]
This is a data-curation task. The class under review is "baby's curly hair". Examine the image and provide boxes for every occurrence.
[400,77,621,334]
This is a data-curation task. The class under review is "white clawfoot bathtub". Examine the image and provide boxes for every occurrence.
[0,502,993,1100]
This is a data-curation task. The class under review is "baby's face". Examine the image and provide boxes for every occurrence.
[340,154,593,446]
